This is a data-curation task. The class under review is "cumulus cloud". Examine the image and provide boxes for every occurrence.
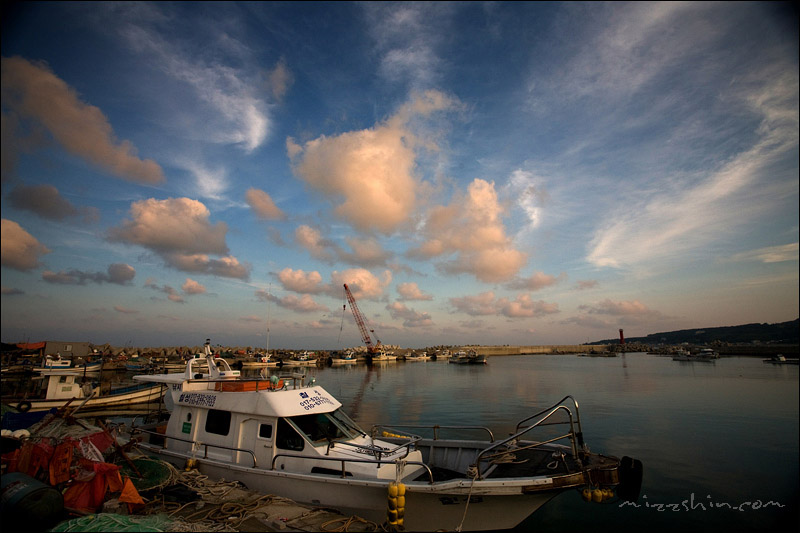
[412,179,527,282]
[267,58,293,101]
[579,299,665,319]
[114,305,138,314]
[2,286,25,295]
[449,291,559,318]
[108,197,250,280]
[0,219,51,271]
[332,268,392,300]
[246,188,286,220]
[448,292,501,316]
[575,280,599,290]
[295,225,334,261]
[506,271,564,291]
[397,282,433,301]
[386,301,433,327]
[256,289,328,313]
[182,278,206,294]
[1,56,164,184]
[276,268,325,293]
[288,90,458,234]
[144,278,184,303]
[8,184,99,222]
[41,263,136,285]
[497,294,560,318]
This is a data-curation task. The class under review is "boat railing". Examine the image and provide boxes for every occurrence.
[322,433,423,461]
[271,453,436,483]
[472,396,585,480]
[371,424,495,442]
[132,427,259,467]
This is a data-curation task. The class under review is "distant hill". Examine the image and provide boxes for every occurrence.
[589,319,799,346]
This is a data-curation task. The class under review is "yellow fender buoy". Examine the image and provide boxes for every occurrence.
[387,482,406,526]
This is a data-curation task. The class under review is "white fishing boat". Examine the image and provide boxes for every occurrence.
[368,349,396,363]
[282,351,317,367]
[240,353,279,368]
[673,348,719,362]
[404,351,430,361]
[126,350,641,531]
[331,351,358,364]
[7,368,165,413]
[449,349,487,365]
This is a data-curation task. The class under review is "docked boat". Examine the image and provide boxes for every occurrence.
[763,354,799,365]
[368,349,396,363]
[241,354,279,368]
[404,351,430,361]
[282,351,317,367]
[331,351,358,364]
[673,348,719,362]
[5,368,165,413]
[449,350,487,365]
[126,351,639,531]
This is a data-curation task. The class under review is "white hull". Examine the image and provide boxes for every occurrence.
[25,384,164,412]
[138,444,557,531]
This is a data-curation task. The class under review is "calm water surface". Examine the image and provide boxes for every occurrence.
[289,353,798,532]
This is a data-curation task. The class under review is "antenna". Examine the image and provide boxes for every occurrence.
[266,284,272,356]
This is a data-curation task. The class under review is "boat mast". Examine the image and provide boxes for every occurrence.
[266,284,271,358]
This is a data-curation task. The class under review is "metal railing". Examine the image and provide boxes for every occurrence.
[132,427,258,467]
[271,453,435,483]
[471,396,585,480]
[322,434,421,461]
[370,424,495,442]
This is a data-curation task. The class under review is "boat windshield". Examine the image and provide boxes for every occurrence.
[287,409,365,447]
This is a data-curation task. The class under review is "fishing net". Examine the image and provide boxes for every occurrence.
[118,457,173,492]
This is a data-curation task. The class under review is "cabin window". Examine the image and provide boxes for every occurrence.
[258,423,273,440]
[276,418,304,451]
[205,409,231,436]
[287,410,362,447]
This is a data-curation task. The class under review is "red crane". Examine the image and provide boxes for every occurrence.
[343,283,381,353]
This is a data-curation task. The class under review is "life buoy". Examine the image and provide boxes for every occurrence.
[17,401,32,413]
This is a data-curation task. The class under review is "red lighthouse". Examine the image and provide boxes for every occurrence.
[619,329,625,345]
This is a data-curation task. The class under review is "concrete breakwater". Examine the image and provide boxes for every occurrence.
[463,345,613,356]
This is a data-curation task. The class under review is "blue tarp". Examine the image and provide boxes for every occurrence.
[1,408,57,431]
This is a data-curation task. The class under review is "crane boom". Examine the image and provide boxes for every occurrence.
[343,283,380,353]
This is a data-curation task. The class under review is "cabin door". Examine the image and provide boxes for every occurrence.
[238,419,274,469]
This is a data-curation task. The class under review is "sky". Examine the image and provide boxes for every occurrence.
[1,2,798,350]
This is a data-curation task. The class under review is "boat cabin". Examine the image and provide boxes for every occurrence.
[34,369,97,400]
[136,355,424,480]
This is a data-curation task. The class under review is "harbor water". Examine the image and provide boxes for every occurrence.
[272,353,798,532]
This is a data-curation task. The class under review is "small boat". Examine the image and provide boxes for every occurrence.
[449,350,487,365]
[368,349,396,363]
[126,351,641,531]
[331,351,358,364]
[282,351,317,367]
[763,354,799,365]
[240,354,279,368]
[5,368,165,413]
[405,351,430,361]
[673,348,719,362]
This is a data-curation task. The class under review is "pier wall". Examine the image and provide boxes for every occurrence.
[464,345,611,356]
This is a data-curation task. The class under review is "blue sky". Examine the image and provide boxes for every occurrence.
[1,2,797,349]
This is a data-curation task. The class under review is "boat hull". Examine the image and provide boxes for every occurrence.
[137,445,558,531]
[24,384,164,412]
